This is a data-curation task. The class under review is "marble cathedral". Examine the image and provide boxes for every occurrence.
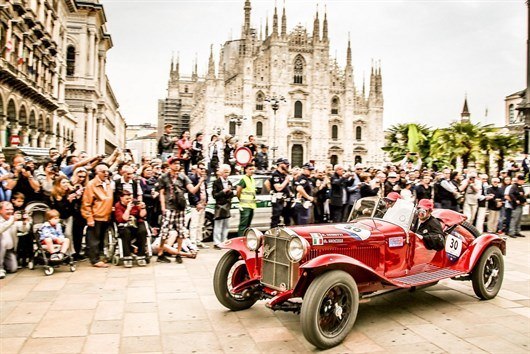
[162,0,384,167]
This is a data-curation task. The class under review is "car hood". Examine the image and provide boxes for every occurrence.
[288,219,380,245]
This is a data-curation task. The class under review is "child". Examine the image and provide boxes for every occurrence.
[11,193,32,267]
[39,209,70,261]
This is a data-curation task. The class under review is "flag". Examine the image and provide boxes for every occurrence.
[17,57,24,65]
[5,40,13,52]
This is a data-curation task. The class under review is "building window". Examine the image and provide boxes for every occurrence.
[291,144,303,167]
[256,121,263,137]
[66,46,75,76]
[331,125,338,140]
[330,155,338,166]
[229,121,236,135]
[356,126,362,140]
[184,85,189,93]
[294,101,303,118]
[331,97,339,115]
[293,55,304,84]
[256,92,264,111]
[355,155,362,164]
[509,104,515,124]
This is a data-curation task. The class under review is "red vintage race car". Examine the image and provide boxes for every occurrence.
[213,197,506,349]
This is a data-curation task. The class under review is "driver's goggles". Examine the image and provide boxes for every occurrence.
[417,208,428,213]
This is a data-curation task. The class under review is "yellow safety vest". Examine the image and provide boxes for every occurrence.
[239,175,256,209]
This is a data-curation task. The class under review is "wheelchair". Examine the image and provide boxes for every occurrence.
[107,220,154,267]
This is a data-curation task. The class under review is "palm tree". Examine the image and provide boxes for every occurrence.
[383,123,432,165]
[486,131,523,173]
[430,122,493,170]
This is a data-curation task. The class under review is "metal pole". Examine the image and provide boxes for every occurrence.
[524,1,530,153]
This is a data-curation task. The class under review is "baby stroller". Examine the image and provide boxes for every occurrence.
[25,202,76,276]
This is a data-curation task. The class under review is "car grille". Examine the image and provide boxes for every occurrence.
[261,233,295,291]
[307,246,380,269]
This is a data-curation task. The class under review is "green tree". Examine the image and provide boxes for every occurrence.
[382,123,432,165]
[486,131,523,173]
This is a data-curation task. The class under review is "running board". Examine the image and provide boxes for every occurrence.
[392,267,466,287]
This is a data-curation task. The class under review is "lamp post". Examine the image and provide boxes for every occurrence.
[518,0,530,154]
[265,95,286,163]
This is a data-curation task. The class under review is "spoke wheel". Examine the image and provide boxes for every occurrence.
[301,271,359,349]
[472,246,504,300]
[213,250,257,311]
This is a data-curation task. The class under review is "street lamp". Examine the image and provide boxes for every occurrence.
[264,95,286,162]
[229,115,246,141]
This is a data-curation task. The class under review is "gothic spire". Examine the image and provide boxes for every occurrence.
[346,33,352,67]
[265,15,269,37]
[312,6,320,42]
[192,53,198,81]
[281,1,287,38]
[461,95,470,121]
[218,44,225,79]
[272,3,278,37]
[170,55,174,75]
[175,52,180,79]
[322,5,328,42]
[207,44,215,79]
[243,0,251,37]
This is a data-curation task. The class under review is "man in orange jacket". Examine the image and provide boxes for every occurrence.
[81,163,114,268]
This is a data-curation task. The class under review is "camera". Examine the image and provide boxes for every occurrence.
[132,199,140,205]
[68,142,76,153]
[98,154,107,159]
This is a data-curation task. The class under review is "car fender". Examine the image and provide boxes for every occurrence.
[219,237,261,278]
[458,233,506,272]
[293,254,388,297]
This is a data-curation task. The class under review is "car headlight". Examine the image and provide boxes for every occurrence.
[287,236,307,262]
[245,228,263,251]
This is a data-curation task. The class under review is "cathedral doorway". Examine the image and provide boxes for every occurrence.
[291,144,303,167]
[330,155,338,166]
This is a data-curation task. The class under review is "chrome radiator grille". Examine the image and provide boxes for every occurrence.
[261,233,293,290]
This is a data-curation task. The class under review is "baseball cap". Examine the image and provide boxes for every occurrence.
[302,163,315,170]
[167,156,180,165]
[260,144,268,149]
[387,172,398,178]
[354,163,364,169]
[384,192,402,202]
[417,199,434,211]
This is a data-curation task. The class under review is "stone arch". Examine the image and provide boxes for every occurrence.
[7,99,17,123]
[38,114,45,132]
[19,105,28,127]
[46,116,52,134]
[29,110,37,128]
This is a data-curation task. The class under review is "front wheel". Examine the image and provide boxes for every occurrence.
[301,270,359,349]
[472,246,504,300]
[213,250,258,311]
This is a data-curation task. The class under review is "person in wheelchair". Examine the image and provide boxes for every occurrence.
[113,190,148,267]
[411,199,445,251]
[39,209,71,261]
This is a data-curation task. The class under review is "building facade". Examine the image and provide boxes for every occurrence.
[0,0,125,155]
[161,0,384,167]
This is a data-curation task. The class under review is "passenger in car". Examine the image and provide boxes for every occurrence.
[412,199,445,251]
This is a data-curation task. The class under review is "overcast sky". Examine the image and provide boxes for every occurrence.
[102,0,526,129]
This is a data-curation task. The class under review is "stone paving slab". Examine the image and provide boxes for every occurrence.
[0,232,529,353]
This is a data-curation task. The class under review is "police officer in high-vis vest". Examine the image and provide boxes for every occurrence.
[294,163,315,225]
[236,163,257,236]
[270,158,294,228]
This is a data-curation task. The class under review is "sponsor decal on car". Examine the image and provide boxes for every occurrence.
[334,224,371,240]
[310,233,324,246]
[388,237,404,248]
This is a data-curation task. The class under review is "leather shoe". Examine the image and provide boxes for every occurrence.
[93,261,109,268]
[515,233,526,237]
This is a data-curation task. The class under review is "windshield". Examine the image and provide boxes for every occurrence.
[348,197,416,231]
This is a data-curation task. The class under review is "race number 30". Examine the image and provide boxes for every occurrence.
[445,234,463,258]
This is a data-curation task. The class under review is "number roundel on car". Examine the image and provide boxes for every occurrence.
[334,225,371,241]
[445,233,463,262]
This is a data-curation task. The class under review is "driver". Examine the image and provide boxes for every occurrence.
[374,192,402,218]
[412,199,445,251]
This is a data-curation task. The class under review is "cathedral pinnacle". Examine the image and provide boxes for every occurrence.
[346,33,352,67]
[312,6,320,42]
[281,1,287,38]
[207,44,216,79]
[272,3,278,37]
[265,15,269,37]
[461,95,471,121]
[322,5,328,42]
[243,0,252,37]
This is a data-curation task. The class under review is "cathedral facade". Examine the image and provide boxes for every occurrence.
[163,0,384,167]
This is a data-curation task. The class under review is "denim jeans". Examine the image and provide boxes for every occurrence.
[214,218,230,245]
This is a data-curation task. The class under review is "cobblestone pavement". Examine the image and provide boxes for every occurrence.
[1,232,529,354]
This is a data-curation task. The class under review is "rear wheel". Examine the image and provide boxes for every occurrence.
[213,250,258,311]
[472,246,504,300]
[301,271,359,349]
